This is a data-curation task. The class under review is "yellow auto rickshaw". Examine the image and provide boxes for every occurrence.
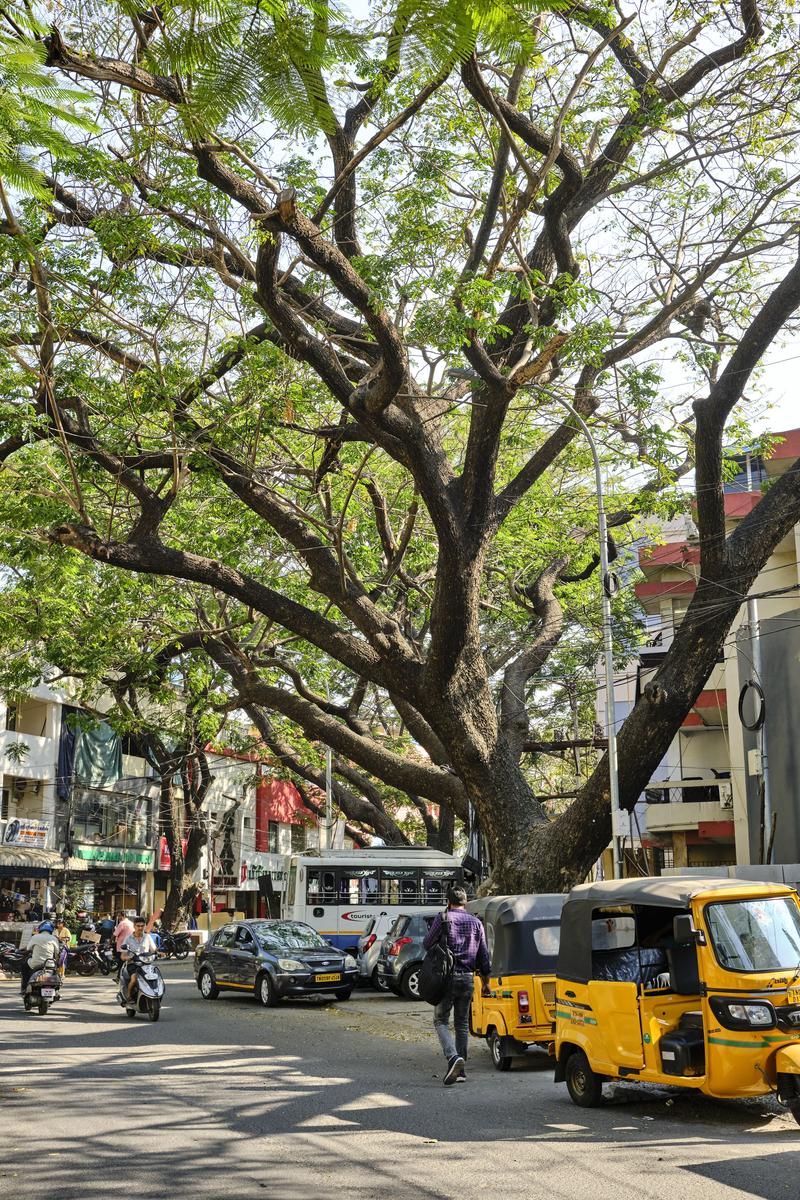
[468,893,566,1070]
[554,876,800,1122]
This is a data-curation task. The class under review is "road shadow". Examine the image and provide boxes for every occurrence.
[2,971,800,1199]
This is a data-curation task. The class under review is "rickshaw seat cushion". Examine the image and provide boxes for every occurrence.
[592,947,667,984]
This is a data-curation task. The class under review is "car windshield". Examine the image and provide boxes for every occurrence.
[250,921,328,952]
[706,897,800,972]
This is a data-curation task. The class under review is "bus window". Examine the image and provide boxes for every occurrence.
[423,876,445,905]
[307,870,322,903]
[321,870,337,902]
[339,872,379,904]
[399,876,418,904]
[380,868,419,906]
[422,870,458,904]
[287,864,297,907]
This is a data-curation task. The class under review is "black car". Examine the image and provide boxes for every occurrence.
[194,919,358,1007]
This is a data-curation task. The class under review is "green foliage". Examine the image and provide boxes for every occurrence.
[0,11,95,198]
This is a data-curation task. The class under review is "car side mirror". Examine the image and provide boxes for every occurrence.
[673,914,706,945]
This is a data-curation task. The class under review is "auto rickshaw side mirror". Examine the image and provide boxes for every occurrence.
[673,914,706,945]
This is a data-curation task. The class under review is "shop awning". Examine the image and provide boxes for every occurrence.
[0,847,77,873]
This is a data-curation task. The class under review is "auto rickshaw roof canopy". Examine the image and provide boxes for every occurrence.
[565,876,792,909]
[468,893,567,976]
[557,875,796,984]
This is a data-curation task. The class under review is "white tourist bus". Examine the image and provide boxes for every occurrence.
[280,848,464,951]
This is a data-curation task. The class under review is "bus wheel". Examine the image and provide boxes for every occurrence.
[565,1049,603,1107]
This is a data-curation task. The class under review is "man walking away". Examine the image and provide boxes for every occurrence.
[423,886,491,1086]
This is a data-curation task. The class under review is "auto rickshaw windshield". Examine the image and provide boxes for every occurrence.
[705,896,800,972]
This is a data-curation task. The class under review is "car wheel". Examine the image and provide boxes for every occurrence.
[488,1030,512,1071]
[565,1049,603,1107]
[372,967,389,992]
[334,987,353,1001]
[401,963,422,1000]
[256,971,278,1008]
[198,967,219,1000]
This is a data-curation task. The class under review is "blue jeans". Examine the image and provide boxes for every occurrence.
[433,971,473,1061]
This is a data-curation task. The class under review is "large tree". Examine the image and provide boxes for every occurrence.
[3,0,800,891]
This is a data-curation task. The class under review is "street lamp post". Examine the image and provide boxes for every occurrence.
[545,396,623,878]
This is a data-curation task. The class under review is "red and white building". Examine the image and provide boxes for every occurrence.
[601,428,800,871]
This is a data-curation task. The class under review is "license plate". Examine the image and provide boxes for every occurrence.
[788,987,800,1005]
[41,988,55,998]
[316,973,341,983]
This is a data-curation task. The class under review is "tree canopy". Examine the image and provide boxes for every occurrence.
[3,0,800,889]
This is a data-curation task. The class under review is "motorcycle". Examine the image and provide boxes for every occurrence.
[159,930,192,960]
[67,940,116,977]
[0,942,25,977]
[23,958,62,1015]
[117,951,165,1021]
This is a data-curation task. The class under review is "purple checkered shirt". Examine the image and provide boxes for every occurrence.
[423,909,491,976]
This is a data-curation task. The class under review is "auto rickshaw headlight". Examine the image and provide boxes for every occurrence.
[710,996,776,1029]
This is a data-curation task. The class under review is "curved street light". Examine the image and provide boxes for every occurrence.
[446,370,624,877]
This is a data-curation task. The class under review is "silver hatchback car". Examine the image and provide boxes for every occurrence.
[357,912,399,989]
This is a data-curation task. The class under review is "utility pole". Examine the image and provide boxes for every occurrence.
[548,395,623,878]
[745,452,772,862]
[324,746,333,850]
[206,817,213,939]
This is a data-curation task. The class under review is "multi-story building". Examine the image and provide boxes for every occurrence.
[606,427,800,872]
[2,684,356,926]
[0,683,157,916]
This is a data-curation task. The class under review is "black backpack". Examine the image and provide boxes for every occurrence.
[417,910,454,1005]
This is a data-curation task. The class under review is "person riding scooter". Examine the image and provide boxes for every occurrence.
[119,916,158,1008]
[20,921,62,995]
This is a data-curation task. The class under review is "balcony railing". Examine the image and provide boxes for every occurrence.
[645,779,733,808]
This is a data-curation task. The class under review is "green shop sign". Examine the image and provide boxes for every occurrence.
[73,844,155,869]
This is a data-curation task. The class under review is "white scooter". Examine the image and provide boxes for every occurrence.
[117,951,165,1021]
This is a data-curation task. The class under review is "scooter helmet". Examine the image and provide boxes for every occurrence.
[38,921,54,933]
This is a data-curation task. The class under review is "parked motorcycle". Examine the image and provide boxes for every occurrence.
[23,959,62,1015]
[159,930,192,960]
[68,941,117,976]
[117,951,165,1021]
[0,942,24,976]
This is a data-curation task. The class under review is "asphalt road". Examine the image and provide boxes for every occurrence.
[1,962,799,1200]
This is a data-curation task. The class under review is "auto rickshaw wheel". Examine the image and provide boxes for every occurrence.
[488,1030,512,1072]
[565,1049,603,1107]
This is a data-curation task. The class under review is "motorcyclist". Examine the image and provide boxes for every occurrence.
[20,921,61,995]
[120,916,158,1006]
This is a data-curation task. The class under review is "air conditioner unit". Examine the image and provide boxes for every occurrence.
[719,783,733,809]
